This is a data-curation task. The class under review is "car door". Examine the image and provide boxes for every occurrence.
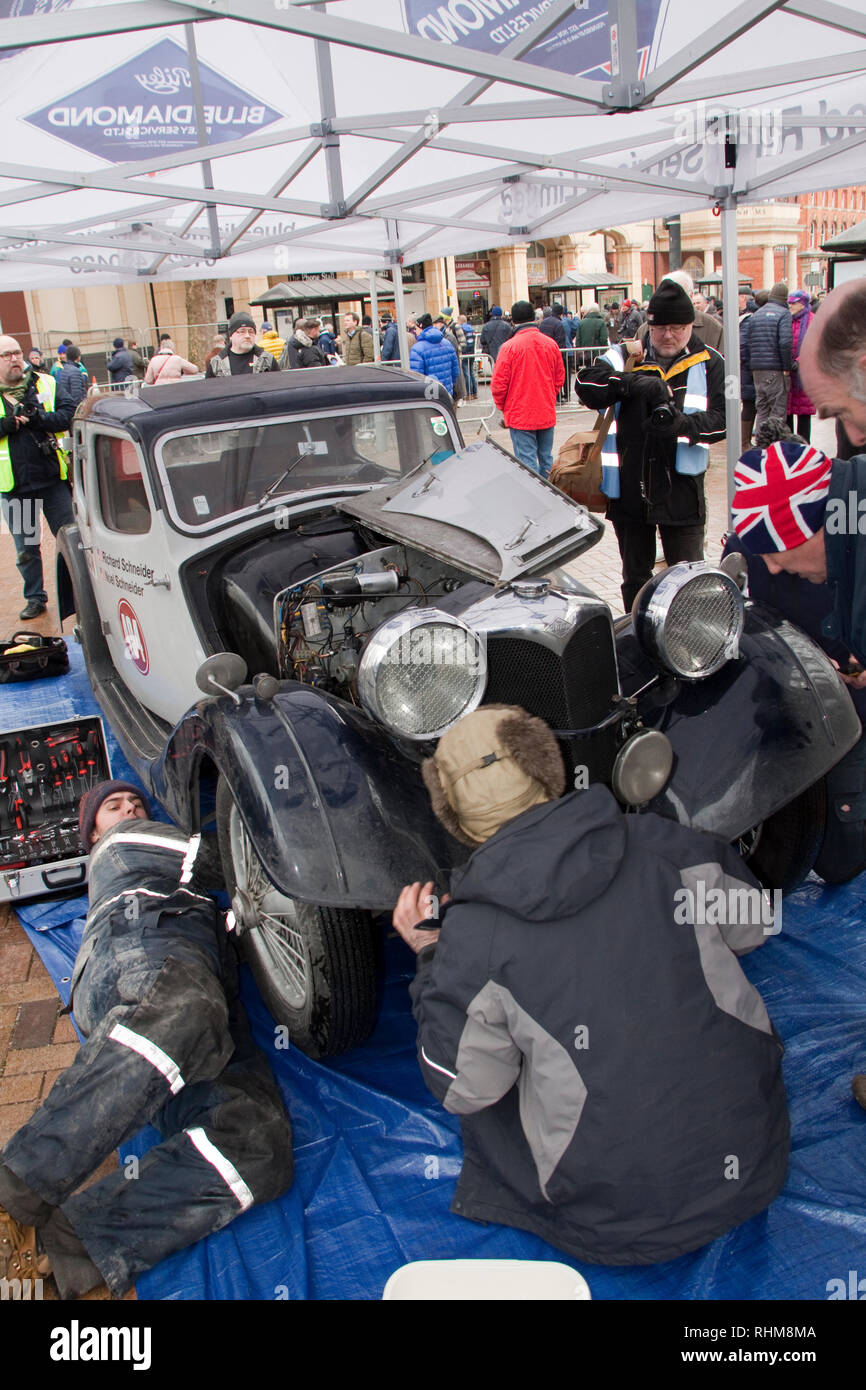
[84,427,207,724]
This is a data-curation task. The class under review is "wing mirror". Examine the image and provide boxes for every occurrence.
[719,549,748,591]
[196,653,249,705]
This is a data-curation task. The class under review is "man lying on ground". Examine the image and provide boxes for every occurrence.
[0,781,293,1298]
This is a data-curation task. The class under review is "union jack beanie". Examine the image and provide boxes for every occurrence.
[731,440,832,554]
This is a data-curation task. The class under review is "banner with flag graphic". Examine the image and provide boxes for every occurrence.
[400,0,669,80]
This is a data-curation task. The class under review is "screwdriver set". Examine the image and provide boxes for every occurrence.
[0,715,111,901]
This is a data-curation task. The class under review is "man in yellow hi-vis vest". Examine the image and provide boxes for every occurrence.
[0,335,75,620]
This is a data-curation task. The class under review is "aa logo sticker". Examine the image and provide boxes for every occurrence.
[118,599,149,674]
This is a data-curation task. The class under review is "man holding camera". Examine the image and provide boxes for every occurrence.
[575,281,726,610]
[0,334,75,620]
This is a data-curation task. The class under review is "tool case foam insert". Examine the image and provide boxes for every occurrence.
[0,716,110,902]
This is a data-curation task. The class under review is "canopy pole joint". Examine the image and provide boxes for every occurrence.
[602,82,645,109]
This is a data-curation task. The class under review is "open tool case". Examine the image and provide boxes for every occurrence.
[0,715,111,902]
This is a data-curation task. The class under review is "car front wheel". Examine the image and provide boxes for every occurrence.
[738,778,827,894]
[216,779,381,1058]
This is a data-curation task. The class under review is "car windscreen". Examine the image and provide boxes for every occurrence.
[156,404,458,531]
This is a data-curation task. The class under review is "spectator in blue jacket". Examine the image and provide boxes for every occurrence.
[56,346,88,406]
[380,314,400,364]
[107,338,135,386]
[744,282,792,432]
[409,315,460,396]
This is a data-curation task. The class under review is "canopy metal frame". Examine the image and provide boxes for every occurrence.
[0,0,862,497]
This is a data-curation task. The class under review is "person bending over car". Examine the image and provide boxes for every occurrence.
[725,423,866,889]
[393,706,789,1266]
[0,781,293,1298]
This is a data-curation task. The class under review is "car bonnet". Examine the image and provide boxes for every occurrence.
[336,438,603,584]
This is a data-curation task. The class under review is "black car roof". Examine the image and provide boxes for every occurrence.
[84,366,450,447]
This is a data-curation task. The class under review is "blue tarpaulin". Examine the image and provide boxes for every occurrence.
[7,647,866,1300]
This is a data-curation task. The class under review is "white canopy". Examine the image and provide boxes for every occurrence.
[0,0,864,289]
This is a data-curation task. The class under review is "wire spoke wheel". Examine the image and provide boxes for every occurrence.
[216,777,382,1057]
[737,779,827,894]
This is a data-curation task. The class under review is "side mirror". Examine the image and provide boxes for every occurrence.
[719,549,748,592]
[196,653,248,704]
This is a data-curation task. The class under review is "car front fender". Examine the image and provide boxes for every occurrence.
[616,603,862,840]
[153,682,465,910]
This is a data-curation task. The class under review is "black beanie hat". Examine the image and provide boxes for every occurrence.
[646,281,695,326]
[227,311,256,337]
[112,337,124,349]
[79,780,150,848]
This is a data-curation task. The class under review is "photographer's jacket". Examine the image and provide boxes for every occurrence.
[575,334,726,525]
[0,369,74,494]
[410,786,789,1265]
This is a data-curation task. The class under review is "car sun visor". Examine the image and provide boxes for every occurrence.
[336,439,602,584]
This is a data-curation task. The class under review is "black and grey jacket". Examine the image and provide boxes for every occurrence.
[410,786,789,1266]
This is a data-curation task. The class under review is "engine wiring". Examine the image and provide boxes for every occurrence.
[277,567,455,691]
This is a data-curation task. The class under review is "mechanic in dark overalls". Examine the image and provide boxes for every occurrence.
[0,781,293,1298]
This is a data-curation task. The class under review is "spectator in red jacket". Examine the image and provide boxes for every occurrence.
[491,300,565,479]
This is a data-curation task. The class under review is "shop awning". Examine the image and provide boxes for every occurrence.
[822,219,866,256]
[544,271,630,291]
[249,277,397,306]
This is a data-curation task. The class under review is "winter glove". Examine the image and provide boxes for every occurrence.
[647,406,687,439]
[617,372,671,408]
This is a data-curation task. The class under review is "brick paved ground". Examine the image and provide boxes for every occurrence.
[0,392,837,1299]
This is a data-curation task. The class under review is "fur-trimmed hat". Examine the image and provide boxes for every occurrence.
[422,706,566,846]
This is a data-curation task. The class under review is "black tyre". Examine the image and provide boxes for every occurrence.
[216,778,381,1058]
[738,779,827,894]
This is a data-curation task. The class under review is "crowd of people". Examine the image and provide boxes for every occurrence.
[0,276,864,1301]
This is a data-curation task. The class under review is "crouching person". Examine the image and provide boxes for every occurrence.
[393,708,789,1266]
[0,782,293,1298]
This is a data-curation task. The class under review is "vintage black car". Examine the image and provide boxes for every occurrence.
[58,367,860,1056]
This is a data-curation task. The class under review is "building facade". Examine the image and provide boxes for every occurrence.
[2,188,862,362]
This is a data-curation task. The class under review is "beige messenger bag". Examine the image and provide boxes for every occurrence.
[550,340,641,511]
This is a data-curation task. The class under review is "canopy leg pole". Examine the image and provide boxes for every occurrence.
[391,263,410,370]
[720,196,741,520]
[369,271,381,359]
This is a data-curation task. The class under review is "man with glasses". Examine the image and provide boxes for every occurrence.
[205,312,280,377]
[0,334,75,620]
[575,281,726,611]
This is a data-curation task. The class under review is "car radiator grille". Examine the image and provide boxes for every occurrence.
[483,615,619,784]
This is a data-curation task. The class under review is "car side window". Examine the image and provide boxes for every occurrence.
[95,435,151,535]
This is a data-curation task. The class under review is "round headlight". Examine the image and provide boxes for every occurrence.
[358,609,487,740]
[632,563,744,680]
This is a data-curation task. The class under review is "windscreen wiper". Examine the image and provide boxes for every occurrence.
[256,449,307,508]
